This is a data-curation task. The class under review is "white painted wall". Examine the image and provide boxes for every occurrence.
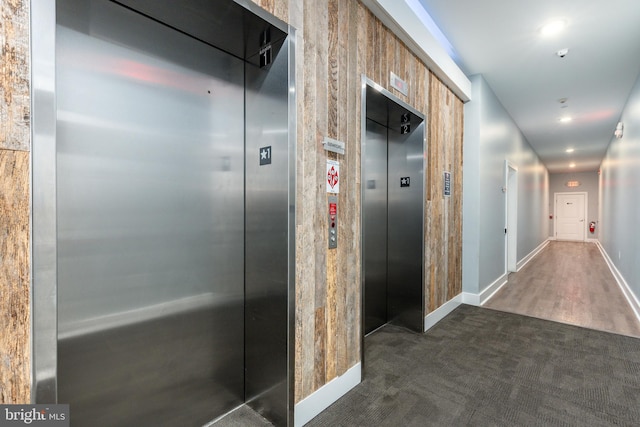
[548,171,599,239]
[599,73,640,304]
[463,75,549,295]
[462,77,481,294]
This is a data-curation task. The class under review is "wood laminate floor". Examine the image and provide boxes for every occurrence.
[483,241,640,338]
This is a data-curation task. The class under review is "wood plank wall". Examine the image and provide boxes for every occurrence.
[250,0,464,403]
[0,150,30,404]
[0,0,31,404]
[427,75,464,312]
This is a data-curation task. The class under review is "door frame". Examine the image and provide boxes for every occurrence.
[31,4,297,426]
[504,161,518,273]
[360,75,426,375]
[554,192,588,241]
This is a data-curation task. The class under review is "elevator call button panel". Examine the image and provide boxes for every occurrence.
[328,196,338,249]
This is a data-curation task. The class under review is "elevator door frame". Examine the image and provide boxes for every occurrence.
[360,76,426,370]
[30,0,297,425]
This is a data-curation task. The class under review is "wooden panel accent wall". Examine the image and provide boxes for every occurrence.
[251,0,464,403]
[1,0,30,151]
[293,0,363,400]
[1,0,31,404]
[0,149,30,404]
[427,75,464,312]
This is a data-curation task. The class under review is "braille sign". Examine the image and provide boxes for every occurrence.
[260,146,272,165]
[443,171,451,196]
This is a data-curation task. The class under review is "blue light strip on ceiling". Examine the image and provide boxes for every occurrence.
[404,0,458,61]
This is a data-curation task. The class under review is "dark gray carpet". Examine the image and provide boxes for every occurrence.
[306,304,640,427]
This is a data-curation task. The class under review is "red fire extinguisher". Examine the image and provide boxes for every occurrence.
[589,221,596,233]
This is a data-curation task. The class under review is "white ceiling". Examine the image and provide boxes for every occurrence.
[417,0,640,173]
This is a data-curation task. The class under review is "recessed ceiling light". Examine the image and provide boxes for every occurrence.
[540,20,566,37]
[565,148,575,153]
[569,163,576,168]
[559,116,572,123]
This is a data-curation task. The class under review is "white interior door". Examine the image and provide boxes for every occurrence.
[505,162,518,272]
[555,193,586,241]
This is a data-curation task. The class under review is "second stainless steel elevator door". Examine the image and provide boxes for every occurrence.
[363,84,425,335]
[387,117,425,331]
[56,1,245,425]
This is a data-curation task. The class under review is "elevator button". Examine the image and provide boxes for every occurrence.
[328,195,338,249]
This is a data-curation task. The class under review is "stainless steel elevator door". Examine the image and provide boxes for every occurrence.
[387,122,425,330]
[56,1,245,425]
[244,34,291,426]
[363,87,425,335]
[364,119,389,334]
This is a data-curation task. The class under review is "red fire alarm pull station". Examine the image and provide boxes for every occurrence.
[328,196,338,249]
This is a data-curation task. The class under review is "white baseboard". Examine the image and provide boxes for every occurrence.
[586,238,598,243]
[479,273,508,306]
[461,292,480,306]
[516,239,550,271]
[595,241,640,322]
[424,294,463,331]
[476,239,549,306]
[294,363,361,427]
[460,278,508,309]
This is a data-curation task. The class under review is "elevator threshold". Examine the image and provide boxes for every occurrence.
[364,322,387,338]
[365,321,422,338]
[206,404,273,427]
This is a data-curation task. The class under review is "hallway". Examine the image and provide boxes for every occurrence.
[4,1,640,425]
[215,304,640,426]
[483,241,640,338]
